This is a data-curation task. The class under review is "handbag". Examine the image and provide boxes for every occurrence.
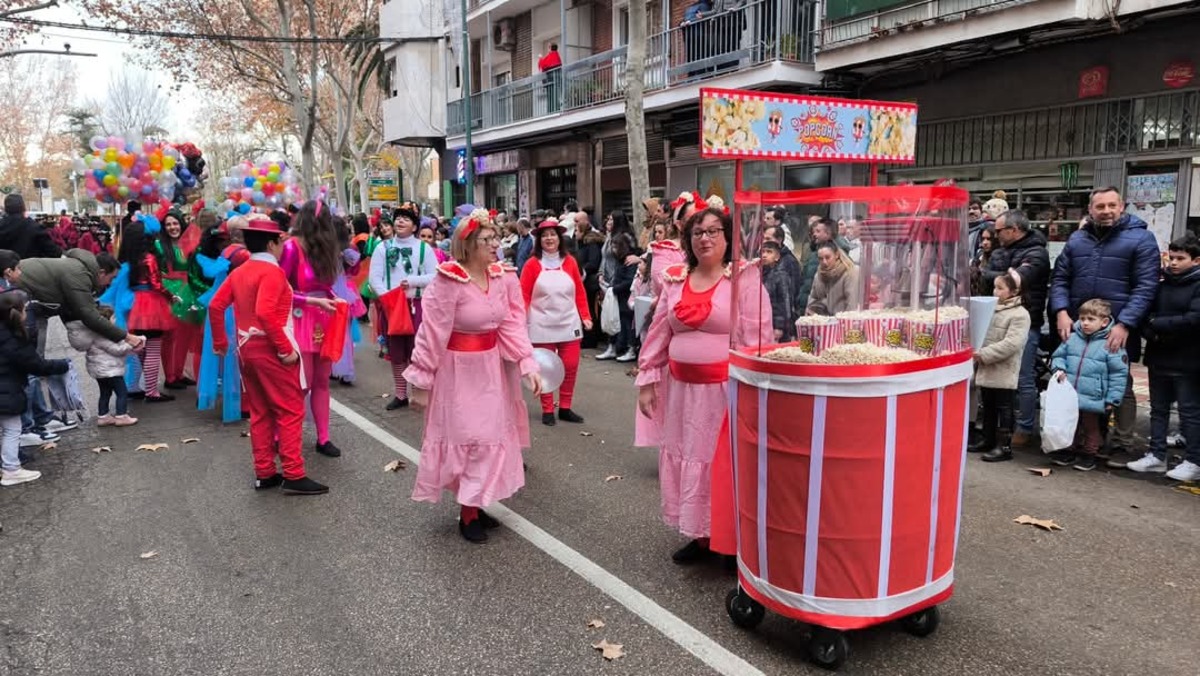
[379,287,415,336]
[319,301,350,361]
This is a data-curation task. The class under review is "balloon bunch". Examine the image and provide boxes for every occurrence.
[218,160,303,215]
[75,135,184,204]
[171,142,206,201]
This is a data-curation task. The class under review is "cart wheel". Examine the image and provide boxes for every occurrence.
[900,605,940,638]
[807,628,850,671]
[724,588,765,630]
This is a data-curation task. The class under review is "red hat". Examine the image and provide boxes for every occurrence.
[240,214,283,235]
[534,217,565,234]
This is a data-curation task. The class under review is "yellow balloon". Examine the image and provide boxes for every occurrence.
[103,148,117,162]
[103,174,118,186]
[163,156,176,170]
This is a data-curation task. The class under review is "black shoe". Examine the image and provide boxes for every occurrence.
[18,450,34,466]
[967,438,991,453]
[459,517,488,543]
[338,378,355,387]
[281,476,329,495]
[967,426,983,447]
[385,397,408,411]
[1073,455,1098,472]
[144,393,175,403]
[240,411,251,420]
[254,473,283,490]
[478,509,501,529]
[672,539,710,565]
[981,447,1013,463]
[315,441,341,458]
[541,412,557,426]
[128,391,146,400]
[164,380,187,390]
[181,377,196,386]
[1105,448,1136,469]
[558,408,585,424]
[1049,450,1077,467]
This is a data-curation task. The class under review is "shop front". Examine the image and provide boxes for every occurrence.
[476,150,524,215]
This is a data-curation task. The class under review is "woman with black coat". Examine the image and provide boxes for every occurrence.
[574,217,606,349]
[0,290,70,486]
[608,231,639,362]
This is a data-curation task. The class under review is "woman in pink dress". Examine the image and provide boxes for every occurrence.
[405,210,543,544]
[520,218,592,426]
[633,193,694,447]
[278,201,346,458]
[637,207,773,565]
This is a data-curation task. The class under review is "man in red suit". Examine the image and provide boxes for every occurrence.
[209,216,329,495]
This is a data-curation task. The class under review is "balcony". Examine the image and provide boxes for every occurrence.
[447,0,816,137]
[819,0,1038,49]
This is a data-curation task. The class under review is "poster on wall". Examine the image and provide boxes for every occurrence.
[1126,172,1178,251]
[700,88,918,163]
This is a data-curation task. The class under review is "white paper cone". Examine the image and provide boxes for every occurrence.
[968,296,998,351]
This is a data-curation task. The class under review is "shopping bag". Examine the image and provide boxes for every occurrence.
[378,286,415,336]
[600,288,620,336]
[319,301,350,362]
[1040,377,1079,452]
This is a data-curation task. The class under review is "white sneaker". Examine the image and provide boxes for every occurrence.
[1126,452,1167,473]
[1166,460,1200,482]
[595,346,617,360]
[1,467,42,486]
[18,431,60,448]
[96,415,115,427]
[1167,432,1187,448]
[43,418,78,434]
[112,415,139,427]
[615,349,637,363]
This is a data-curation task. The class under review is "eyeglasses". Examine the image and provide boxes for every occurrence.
[691,227,725,240]
[478,236,498,245]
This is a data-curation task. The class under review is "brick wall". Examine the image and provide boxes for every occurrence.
[592,0,613,54]
[513,11,533,79]
[669,0,689,29]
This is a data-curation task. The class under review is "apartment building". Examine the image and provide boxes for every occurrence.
[382,0,824,217]
[817,0,1200,252]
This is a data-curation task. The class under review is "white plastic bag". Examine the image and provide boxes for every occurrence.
[600,288,621,336]
[1040,376,1079,452]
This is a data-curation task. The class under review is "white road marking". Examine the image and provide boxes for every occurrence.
[329,397,767,676]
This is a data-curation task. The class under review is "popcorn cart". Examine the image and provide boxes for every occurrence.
[701,88,974,670]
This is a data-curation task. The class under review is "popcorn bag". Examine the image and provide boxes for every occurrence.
[838,317,868,345]
[863,316,907,349]
[795,318,842,356]
[908,320,939,357]
[940,317,969,354]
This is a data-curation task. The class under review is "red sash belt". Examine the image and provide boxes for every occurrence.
[669,359,728,384]
[447,331,498,352]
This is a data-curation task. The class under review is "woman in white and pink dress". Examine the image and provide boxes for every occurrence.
[405,210,543,544]
[637,206,773,565]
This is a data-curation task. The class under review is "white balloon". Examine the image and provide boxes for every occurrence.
[528,347,565,393]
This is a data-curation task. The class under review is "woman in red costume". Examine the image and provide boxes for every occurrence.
[636,207,773,564]
[278,201,346,458]
[117,216,179,403]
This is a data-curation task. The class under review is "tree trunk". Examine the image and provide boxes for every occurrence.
[624,0,651,237]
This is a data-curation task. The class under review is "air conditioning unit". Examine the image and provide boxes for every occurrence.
[492,18,517,51]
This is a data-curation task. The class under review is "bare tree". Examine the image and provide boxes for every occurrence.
[624,0,650,235]
[396,147,431,206]
[96,69,170,137]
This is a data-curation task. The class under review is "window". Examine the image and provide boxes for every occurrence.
[493,71,511,87]
[539,166,578,214]
[615,2,630,47]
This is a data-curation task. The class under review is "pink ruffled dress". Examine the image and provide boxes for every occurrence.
[636,262,772,541]
[278,239,336,353]
[404,262,538,507]
[634,239,687,447]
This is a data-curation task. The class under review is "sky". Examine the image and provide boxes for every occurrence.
[28,4,204,139]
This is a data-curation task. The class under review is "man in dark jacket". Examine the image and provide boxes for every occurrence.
[0,194,62,260]
[18,249,135,348]
[984,210,1051,446]
[764,224,803,319]
[1050,187,1161,465]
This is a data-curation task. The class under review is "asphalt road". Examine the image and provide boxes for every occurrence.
[2,322,1198,675]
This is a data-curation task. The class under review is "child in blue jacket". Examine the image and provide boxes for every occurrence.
[1049,298,1130,471]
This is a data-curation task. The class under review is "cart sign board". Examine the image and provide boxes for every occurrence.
[367,169,399,207]
[700,88,918,163]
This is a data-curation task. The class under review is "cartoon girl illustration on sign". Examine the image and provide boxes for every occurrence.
[852,116,866,143]
[767,110,783,144]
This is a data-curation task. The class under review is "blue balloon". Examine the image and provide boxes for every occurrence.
[243,176,255,188]
[253,191,265,203]
[141,185,153,195]
[93,169,105,181]
[237,202,251,214]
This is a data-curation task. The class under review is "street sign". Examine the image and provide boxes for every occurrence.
[367,169,399,207]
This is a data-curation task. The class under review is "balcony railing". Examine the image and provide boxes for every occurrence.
[447,0,815,136]
[820,0,1036,49]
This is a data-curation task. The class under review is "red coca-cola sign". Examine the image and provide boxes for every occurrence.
[1078,66,1109,99]
[1163,60,1195,89]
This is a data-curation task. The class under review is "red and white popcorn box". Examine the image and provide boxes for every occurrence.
[939,317,969,354]
[864,316,908,349]
[838,317,868,345]
[795,318,842,356]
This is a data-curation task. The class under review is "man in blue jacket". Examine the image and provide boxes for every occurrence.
[1049,186,1161,467]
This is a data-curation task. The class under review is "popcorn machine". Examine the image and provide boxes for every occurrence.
[700,88,975,670]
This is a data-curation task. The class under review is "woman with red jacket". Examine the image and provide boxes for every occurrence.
[520,218,592,426]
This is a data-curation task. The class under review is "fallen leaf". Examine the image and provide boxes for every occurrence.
[1175,484,1200,497]
[383,459,406,472]
[1165,581,1177,588]
[603,371,610,375]
[1130,504,1139,509]
[604,475,623,483]
[90,446,112,454]
[587,619,606,629]
[381,393,391,399]
[1026,467,1052,477]
[135,443,169,452]
[139,550,158,559]
[181,437,200,444]
[580,431,594,437]
[592,639,625,661]
[1013,514,1063,531]
[40,441,57,451]
[600,440,606,444]
[239,431,251,438]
